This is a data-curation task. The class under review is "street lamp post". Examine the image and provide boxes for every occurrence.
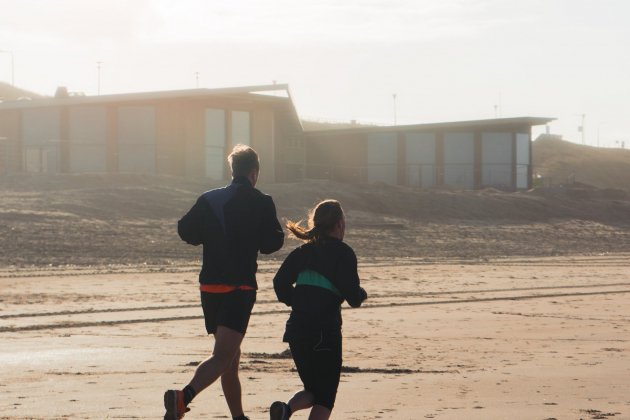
[0,49,14,86]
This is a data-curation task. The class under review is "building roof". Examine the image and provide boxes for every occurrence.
[304,117,555,136]
[0,82,550,136]
[0,83,292,110]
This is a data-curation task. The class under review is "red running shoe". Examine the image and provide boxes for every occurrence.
[163,390,187,420]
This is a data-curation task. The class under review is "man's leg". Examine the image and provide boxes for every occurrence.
[221,346,245,417]
[188,326,244,395]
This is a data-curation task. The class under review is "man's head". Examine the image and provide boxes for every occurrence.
[228,144,260,185]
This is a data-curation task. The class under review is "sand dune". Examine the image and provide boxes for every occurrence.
[1,171,629,267]
[533,135,630,190]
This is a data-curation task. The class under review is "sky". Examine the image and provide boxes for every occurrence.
[1,0,629,147]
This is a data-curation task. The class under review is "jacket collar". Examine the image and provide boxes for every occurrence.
[232,176,253,187]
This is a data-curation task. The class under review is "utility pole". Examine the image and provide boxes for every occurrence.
[577,113,586,145]
[497,91,502,117]
[195,72,200,88]
[97,61,102,95]
[597,122,605,148]
[392,93,397,125]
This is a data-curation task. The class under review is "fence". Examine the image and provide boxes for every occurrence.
[303,162,530,189]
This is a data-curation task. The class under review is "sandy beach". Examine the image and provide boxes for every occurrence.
[1,165,629,419]
[1,254,629,419]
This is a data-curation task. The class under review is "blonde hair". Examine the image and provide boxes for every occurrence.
[287,199,344,242]
[228,144,259,177]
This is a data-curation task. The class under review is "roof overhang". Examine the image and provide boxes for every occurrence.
[0,83,291,110]
[305,117,556,136]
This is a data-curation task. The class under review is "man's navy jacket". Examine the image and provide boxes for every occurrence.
[178,176,284,288]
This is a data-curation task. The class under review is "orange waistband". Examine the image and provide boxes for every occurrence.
[200,284,256,293]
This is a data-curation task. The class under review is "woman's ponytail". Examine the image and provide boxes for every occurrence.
[286,199,343,243]
[286,220,318,241]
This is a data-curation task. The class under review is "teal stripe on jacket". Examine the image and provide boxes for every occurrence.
[296,270,342,297]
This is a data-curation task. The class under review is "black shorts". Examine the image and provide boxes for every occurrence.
[200,289,256,335]
[289,332,342,410]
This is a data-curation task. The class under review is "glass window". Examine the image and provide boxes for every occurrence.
[231,111,250,146]
[205,109,226,179]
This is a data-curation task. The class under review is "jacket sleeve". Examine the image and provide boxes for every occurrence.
[259,195,284,254]
[177,197,206,246]
[336,246,367,308]
[273,249,300,306]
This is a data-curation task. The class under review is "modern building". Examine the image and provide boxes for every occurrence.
[0,83,553,189]
[0,84,304,183]
[304,117,553,190]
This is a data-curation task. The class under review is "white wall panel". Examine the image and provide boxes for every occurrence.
[516,133,530,188]
[117,106,156,173]
[367,133,397,184]
[22,109,60,145]
[405,132,436,187]
[69,106,107,172]
[482,132,511,187]
[22,108,60,173]
[516,134,530,165]
[517,165,528,189]
[443,132,474,188]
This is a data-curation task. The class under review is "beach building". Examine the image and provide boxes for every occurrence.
[0,83,552,189]
[304,117,553,190]
[0,84,303,183]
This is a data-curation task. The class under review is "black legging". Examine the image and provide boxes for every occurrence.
[289,333,342,410]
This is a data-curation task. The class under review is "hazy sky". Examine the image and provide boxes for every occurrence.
[1,0,629,147]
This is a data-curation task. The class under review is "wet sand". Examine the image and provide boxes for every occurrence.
[1,255,629,419]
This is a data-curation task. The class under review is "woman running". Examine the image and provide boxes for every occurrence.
[270,199,368,420]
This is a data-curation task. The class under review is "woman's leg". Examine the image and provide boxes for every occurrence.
[288,389,315,413]
[285,339,316,415]
[308,405,332,420]
[287,334,339,420]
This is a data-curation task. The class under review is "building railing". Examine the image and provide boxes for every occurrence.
[302,162,531,189]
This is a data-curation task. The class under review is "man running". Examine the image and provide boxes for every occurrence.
[163,144,285,420]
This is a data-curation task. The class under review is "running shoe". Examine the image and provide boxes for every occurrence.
[163,389,187,420]
[270,401,290,420]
